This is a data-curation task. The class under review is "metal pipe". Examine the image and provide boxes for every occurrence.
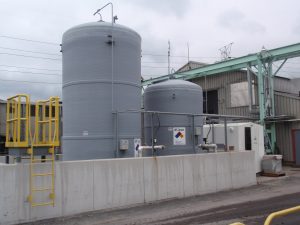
[138,145,165,157]
[212,122,215,143]
[138,145,165,151]
[264,205,300,225]
[192,115,195,153]
[115,109,257,120]
[93,3,114,112]
[224,117,228,151]
[115,112,119,158]
[151,112,154,156]
[198,143,217,152]
[247,66,254,113]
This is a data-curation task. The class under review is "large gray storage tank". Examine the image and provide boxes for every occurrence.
[62,21,141,160]
[144,80,203,156]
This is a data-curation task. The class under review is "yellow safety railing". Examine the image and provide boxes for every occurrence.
[5,94,30,148]
[5,94,60,207]
[34,96,60,147]
[229,205,300,225]
[264,205,300,225]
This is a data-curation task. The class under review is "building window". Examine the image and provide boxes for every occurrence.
[230,81,255,107]
[203,90,218,114]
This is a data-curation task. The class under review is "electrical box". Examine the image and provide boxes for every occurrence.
[262,155,283,174]
[119,139,129,151]
[194,127,202,136]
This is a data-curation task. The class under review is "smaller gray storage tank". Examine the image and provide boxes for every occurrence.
[144,80,203,156]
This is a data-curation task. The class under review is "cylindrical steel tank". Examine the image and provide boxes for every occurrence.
[62,21,141,160]
[144,80,203,156]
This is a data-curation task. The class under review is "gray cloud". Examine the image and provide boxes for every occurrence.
[217,9,266,34]
[128,0,191,17]
[0,0,299,101]
[292,24,300,35]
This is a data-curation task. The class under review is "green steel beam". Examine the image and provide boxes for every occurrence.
[257,59,265,122]
[142,42,300,86]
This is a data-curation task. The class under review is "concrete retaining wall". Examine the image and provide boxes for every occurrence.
[0,151,256,225]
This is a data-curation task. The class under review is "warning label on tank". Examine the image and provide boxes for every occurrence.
[173,127,186,145]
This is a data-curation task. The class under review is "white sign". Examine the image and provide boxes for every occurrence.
[134,138,141,157]
[173,127,186,145]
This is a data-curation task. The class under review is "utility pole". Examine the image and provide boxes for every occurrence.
[168,40,170,75]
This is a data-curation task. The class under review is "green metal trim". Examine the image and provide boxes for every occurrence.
[142,42,300,86]
[257,59,265,123]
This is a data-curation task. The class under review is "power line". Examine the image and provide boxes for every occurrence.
[0,69,61,77]
[0,78,61,85]
[142,65,172,68]
[142,53,219,59]
[0,35,59,46]
[0,46,61,56]
[142,61,187,64]
[0,52,61,61]
[0,64,61,72]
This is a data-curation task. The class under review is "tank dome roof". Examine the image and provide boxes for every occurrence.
[144,79,202,93]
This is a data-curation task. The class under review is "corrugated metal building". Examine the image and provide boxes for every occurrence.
[178,63,300,162]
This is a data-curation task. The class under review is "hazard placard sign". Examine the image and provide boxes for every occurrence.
[173,127,186,145]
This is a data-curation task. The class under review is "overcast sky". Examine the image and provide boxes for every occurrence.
[0,0,299,100]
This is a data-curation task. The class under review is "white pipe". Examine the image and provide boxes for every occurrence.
[138,145,165,151]
[137,145,165,157]
[198,143,217,152]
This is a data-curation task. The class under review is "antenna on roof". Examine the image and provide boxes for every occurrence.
[219,42,233,61]
[187,42,190,63]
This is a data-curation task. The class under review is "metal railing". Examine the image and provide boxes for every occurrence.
[264,205,300,225]
[34,96,60,147]
[229,205,300,225]
[114,110,257,156]
[5,94,30,148]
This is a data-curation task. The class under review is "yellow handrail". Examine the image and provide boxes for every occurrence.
[5,94,30,148]
[34,96,60,147]
[229,205,300,225]
[264,205,300,225]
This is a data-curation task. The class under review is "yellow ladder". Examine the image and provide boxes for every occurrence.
[5,95,60,207]
[27,145,55,207]
[27,96,60,207]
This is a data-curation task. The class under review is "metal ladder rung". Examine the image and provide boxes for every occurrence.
[32,159,53,162]
[38,120,50,123]
[32,201,54,207]
[32,187,52,192]
[7,118,18,122]
[33,173,53,177]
